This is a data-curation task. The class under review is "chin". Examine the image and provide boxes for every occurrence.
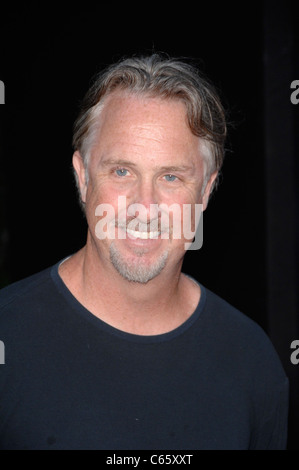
[109,241,169,284]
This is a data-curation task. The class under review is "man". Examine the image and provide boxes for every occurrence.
[0,54,288,449]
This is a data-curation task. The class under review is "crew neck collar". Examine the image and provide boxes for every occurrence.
[50,257,206,344]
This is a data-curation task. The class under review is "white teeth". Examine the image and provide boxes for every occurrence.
[126,228,160,239]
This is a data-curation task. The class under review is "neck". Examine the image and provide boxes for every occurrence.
[59,242,200,335]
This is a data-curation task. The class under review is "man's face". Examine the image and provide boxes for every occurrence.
[74,92,216,283]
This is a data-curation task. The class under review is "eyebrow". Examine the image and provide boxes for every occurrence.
[99,159,194,173]
[158,165,194,173]
[100,159,138,168]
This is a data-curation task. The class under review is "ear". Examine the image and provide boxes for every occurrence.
[202,171,218,211]
[72,151,88,204]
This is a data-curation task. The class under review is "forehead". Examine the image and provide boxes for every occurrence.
[90,92,201,173]
[99,90,188,127]
[92,92,200,152]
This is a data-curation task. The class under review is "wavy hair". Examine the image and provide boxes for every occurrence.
[72,54,227,204]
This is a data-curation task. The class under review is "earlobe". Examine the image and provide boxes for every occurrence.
[72,151,88,203]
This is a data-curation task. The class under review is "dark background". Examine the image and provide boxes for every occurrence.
[0,0,298,450]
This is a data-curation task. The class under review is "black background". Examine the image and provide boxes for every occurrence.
[0,1,298,450]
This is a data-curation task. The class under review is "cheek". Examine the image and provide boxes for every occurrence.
[85,181,129,240]
[162,185,199,205]
[86,178,120,209]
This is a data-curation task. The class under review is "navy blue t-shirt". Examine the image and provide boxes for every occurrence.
[0,260,288,449]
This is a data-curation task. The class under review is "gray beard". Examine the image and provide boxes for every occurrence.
[109,241,169,284]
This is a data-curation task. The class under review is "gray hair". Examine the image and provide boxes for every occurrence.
[72,53,227,205]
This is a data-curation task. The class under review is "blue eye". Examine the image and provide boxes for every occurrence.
[115,168,128,177]
[164,174,177,182]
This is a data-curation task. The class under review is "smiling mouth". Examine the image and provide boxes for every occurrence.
[126,228,161,239]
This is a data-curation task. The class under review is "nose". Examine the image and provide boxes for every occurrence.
[128,178,159,222]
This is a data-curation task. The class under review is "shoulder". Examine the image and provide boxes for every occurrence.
[201,285,288,384]
[0,264,60,331]
[203,285,269,341]
[0,267,53,309]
